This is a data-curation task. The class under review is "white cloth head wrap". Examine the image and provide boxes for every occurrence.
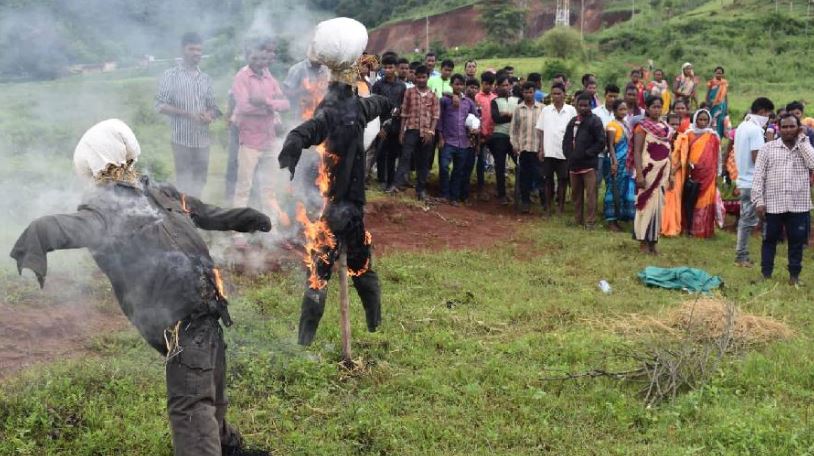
[73,119,141,179]
[308,17,368,85]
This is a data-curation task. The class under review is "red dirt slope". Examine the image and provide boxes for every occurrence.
[367,0,628,54]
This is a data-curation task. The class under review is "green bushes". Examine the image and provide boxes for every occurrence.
[541,59,577,82]
[537,27,584,59]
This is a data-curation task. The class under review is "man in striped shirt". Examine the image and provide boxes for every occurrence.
[511,82,543,213]
[156,32,220,198]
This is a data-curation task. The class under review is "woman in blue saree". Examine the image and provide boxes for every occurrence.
[705,66,729,137]
[604,99,636,231]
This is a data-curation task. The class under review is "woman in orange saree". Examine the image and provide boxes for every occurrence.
[686,109,721,238]
[661,113,689,236]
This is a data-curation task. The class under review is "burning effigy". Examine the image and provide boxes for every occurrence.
[279,18,393,347]
[9,119,272,455]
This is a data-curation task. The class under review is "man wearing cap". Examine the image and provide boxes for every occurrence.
[10,119,271,456]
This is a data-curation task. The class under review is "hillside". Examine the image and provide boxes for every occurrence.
[367,0,631,53]
[311,0,478,29]
[583,0,814,116]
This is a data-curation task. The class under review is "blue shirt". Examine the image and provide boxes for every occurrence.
[534,89,546,103]
[735,119,765,189]
[438,95,478,149]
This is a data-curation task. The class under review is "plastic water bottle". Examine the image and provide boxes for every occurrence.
[598,280,612,294]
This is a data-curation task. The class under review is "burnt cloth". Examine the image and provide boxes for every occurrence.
[10,176,269,353]
[10,177,270,455]
[166,315,242,456]
[279,82,392,205]
[298,202,381,345]
[279,83,389,345]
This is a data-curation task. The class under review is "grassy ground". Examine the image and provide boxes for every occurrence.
[2,205,814,455]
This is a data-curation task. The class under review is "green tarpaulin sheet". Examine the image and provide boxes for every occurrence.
[637,266,723,293]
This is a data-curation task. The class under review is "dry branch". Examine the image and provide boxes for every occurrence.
[544,296,784,406]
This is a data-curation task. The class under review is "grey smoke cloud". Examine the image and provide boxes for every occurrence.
[0,0,332,277]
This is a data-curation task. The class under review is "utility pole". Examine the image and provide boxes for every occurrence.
[556,0,570,26]
[580,0,585,41]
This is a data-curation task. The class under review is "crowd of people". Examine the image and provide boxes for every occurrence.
[154,33,814,285]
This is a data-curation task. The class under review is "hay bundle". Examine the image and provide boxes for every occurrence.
[666,298,793,345]
[599,298,793,346]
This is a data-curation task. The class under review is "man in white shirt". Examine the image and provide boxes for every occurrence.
[592,84,618,127]
[734,97,775,267]
[536,82,577,216]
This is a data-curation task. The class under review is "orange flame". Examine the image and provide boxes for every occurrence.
[269,198,291,227]
[295,202,336,290]
[300,77,327,121]
[347,259,370,278]
[347,231,373,277]
[296,76,353,288]
[295,76,376,284]
[213,268,226,299]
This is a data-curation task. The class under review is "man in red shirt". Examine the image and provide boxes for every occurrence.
[230,42,290,209]
[474,71,497,201]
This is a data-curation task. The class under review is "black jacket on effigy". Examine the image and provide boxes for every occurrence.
[279,82,393,205]
[9,176,270,353]
[562,112,606,171]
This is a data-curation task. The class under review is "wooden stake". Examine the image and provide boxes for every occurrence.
[338,247,352,365]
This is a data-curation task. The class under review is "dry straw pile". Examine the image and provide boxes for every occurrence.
[599,297,793,346]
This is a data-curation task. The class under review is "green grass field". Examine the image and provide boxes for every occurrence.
[3,0,814,453]
[3,207,814,454]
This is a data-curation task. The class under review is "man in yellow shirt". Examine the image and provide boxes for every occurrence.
[428,59,454,98]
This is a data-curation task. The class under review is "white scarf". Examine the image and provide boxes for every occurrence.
[691,109,718,136]
[746,113,769,128]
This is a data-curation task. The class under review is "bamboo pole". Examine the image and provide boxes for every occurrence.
[338,247,352,365]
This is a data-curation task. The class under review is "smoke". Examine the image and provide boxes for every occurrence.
[0,0,333,266]
[244,2,329,60]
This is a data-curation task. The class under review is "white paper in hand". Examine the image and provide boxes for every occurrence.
[465,114,481,132]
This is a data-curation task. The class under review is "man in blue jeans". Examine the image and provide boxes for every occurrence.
[734,97,775,267]
[438,74,478,205]
[752,113,814,286]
